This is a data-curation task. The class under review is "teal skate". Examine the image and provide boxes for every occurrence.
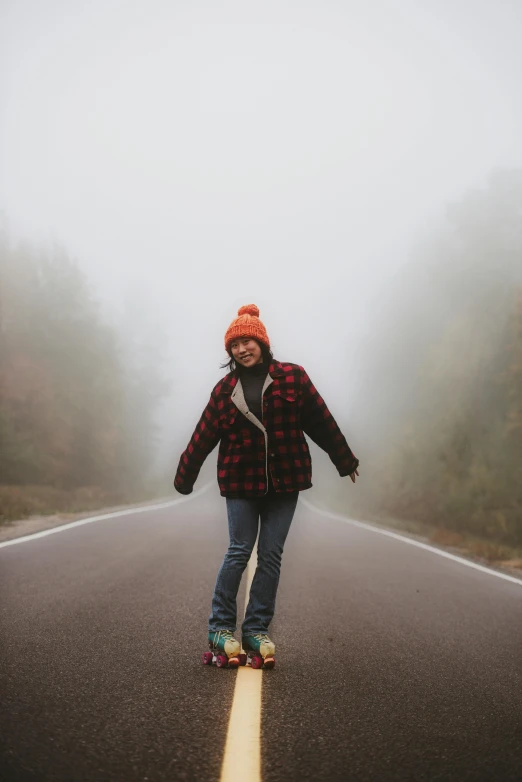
[241,633,276,669]
[202,631,241,669]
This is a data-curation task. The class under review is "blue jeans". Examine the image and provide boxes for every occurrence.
[209,493,299,635]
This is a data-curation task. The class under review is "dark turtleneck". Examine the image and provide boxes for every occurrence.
[237,360,296,498]
[237,360,269,418]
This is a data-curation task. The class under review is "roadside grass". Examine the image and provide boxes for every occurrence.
[429,526,522,567]
[342,508,522,571]
[0,485,156,525]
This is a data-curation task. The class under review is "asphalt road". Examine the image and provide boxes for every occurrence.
[1,488,521,782]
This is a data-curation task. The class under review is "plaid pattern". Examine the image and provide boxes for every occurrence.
[174,361,359,498]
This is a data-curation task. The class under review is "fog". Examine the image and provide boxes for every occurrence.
[1,1,521,548]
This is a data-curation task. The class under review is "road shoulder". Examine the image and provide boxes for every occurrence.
[0,496,172,544]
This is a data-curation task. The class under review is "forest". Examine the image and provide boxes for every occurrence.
[0,228,167,520]
[339,170,522,555]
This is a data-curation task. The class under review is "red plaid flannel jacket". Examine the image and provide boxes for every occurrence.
[174,361,359,498]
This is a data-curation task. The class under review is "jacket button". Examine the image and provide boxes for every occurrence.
[270,452,275,457]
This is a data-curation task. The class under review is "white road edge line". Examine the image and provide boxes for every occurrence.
[299,497,522,587]
[220,540,262,782]
[0,482,214,549]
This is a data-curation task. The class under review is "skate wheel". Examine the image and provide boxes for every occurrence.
[202,651,213,666]
[215,654,228,668]
[228,656,240,668]
[238,653,247,666]
[263,657,275,670]
[250,655,263,670]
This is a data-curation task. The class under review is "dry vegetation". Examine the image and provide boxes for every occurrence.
[338,170,522,556]
[0,231,167,522]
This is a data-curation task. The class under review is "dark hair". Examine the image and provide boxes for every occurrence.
[221,340,274,372]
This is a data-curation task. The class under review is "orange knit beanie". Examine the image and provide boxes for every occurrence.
[224,304,270,351]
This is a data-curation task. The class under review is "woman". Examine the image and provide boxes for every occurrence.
[174,304,359,669]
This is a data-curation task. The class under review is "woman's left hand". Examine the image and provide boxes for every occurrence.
[349,469,359,483]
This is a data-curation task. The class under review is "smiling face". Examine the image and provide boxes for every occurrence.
[229,337,263,367]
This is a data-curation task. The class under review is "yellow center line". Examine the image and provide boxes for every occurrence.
[220,542,262,782]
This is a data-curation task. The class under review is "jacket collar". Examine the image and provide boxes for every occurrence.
[268,360,286,378]
[220,359,284,394]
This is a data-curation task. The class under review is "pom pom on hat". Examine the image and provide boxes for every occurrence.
[224,303,270,350]
[237,304,260,317]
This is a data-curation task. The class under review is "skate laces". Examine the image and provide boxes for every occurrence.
[214,630,235,643]
[251,633,271,643]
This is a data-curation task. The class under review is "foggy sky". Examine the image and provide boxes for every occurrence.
[2,0,522,467]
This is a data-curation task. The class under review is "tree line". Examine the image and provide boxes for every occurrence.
[0,229,166,516]
[342,170,522,548]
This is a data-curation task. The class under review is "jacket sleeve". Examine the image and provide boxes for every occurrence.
[173,389,221,495]
[299,367,359,477]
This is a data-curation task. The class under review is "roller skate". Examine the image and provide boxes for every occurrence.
[241,633,276,669]
[202,630,241,669]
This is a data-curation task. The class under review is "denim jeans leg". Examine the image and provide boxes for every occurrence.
[241,493,298,635]
[208,498,260,632]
